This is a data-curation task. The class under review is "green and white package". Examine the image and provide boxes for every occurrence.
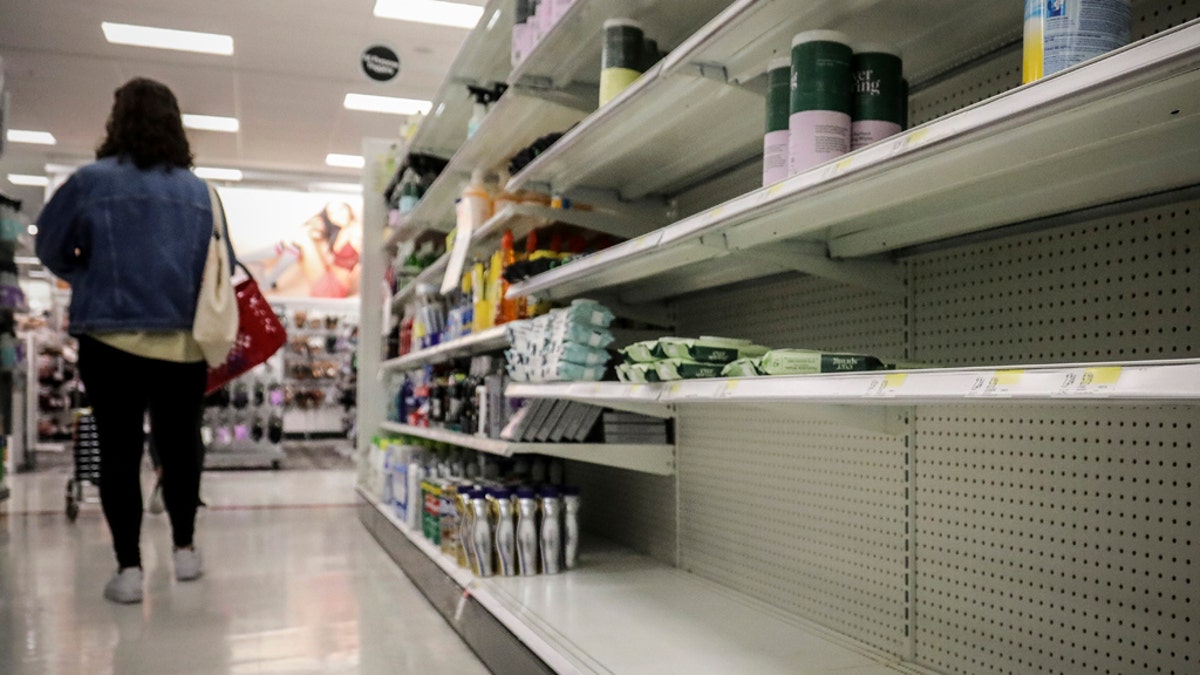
[658,336,770,364]
[758,349,885,375]
[620,340,662,364]
[720,358,762,378]
[655,359,726,381]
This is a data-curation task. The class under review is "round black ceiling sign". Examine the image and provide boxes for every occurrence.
[361,45,401,82]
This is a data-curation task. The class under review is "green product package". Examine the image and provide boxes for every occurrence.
[758,349,885,375]
[620,339,662,364]
[655,358,726,381]
[659,337,770,364]
[721,358,762,378]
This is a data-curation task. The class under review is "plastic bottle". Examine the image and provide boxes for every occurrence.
[562,485,581,569]
[763,55,792,186]
[406,457,425,531]
[460,488,481,573]
[1023,0,1131,84]
[600,19,645,107]
[788,30,853,175]
[516,488,540,576]
[539,487,563,575]
[495,230,519,324]
[467,86,492,138]
[471,490,494,577]
[851,43,904,151]
[493,488,517,576]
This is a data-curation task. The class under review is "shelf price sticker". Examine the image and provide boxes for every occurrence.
[1056,366,1123,397]
[904,128,930,149]
[718,379,740,398]
[865,373,908,398]
[966,369,1024,397]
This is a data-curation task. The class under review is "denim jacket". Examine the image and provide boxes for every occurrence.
[36,156,215,334]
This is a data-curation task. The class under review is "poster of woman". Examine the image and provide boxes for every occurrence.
[216,187,363,298]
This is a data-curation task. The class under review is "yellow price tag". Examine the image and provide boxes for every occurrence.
[721,379,740,397]
[767,183,785,197]
[905,129,930,147]
[835,157,854,173]
[866,373,907,397]
[1083,367,1122,385]
[968,369,1023,397]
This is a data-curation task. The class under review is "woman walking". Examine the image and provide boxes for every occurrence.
[36,78,214,603]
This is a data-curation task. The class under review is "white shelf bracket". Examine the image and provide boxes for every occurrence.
[678,61,730,83]
[735,240,906,296]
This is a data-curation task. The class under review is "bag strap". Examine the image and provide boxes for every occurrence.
[205,181,240,267]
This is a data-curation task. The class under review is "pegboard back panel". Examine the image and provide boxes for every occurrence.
[913,404,1197,675]
[563,460,677,565]
[676,405,910,657]
[909,198,1200,365]
[673,274,907,360]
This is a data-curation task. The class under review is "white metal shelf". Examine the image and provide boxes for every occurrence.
[508,22,1200,302]
[507,359,1200,414]
[408,0,514,159]
[379,422,675,475]
[406,88,592,234]
[507,0,727,91]
[509,0,1018,201]
[358,486,901,674]
[381,326,509,371]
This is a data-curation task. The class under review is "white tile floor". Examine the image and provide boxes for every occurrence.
[0,468,489,675]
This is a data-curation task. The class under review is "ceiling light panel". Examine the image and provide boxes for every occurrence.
[7,174,49,187]
[183,114,240,133]
[194,167,244,181]
[343,94,432,116]
[7,130,57,145]
[326,154,365,169]
[101,22,234,55]
[373,0,484,28]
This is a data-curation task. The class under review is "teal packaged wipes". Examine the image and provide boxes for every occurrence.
[720,358,762,378]
[563,299,615,328]
[561,342,611,367]
[554,322,615,349]
[757,349,885,375]
[658,336,770,364]
[655,359,726,381]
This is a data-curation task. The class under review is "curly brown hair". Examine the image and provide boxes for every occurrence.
[96,78,194,169]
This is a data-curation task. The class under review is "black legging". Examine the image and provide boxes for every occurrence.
[77,336,206,569]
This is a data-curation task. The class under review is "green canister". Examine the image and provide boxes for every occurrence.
[851,43,904,150]
[788,30,852,175]
[600,18,644,106]
[763,55,792,186]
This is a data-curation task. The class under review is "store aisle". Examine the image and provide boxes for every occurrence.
[0,469,489,675]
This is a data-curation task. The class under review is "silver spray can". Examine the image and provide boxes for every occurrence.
[540,488,563,575]
[562,486,581,570]
[516,488,540,576]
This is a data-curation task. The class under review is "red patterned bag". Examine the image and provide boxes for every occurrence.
[205,265,287,394]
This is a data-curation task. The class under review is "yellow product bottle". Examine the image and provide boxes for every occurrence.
[472,261,492,332]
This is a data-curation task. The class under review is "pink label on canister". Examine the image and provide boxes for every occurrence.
[851,120,902,151]
[763,130,791,186]
[788,110,851,175]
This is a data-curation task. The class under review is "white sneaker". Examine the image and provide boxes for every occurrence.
[147,481,165,514]
[103,568,144,604]
[174,547,203,581]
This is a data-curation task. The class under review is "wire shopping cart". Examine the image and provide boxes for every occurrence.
[66,410,100,522]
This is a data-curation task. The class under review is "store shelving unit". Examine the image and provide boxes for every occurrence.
[507,359,1200,413]
[381,326,510,371]
[358,487,898,674]
[359,2,1200,674]
[379,421,673,475]
[510,21,1200,303]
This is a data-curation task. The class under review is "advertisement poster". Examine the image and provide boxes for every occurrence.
[217,187,363,299]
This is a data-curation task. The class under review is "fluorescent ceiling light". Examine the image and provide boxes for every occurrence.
[373,0,484,28]
[194,167,243,181]
[343,93,432,116]
[183,114,239,133]
[7,174,49,187]
[101,22,234,55]
[326,154,365,169]
[311,182,364,194]
[7,129,57,145]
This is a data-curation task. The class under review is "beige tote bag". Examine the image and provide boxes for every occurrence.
[193,183,239,367]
